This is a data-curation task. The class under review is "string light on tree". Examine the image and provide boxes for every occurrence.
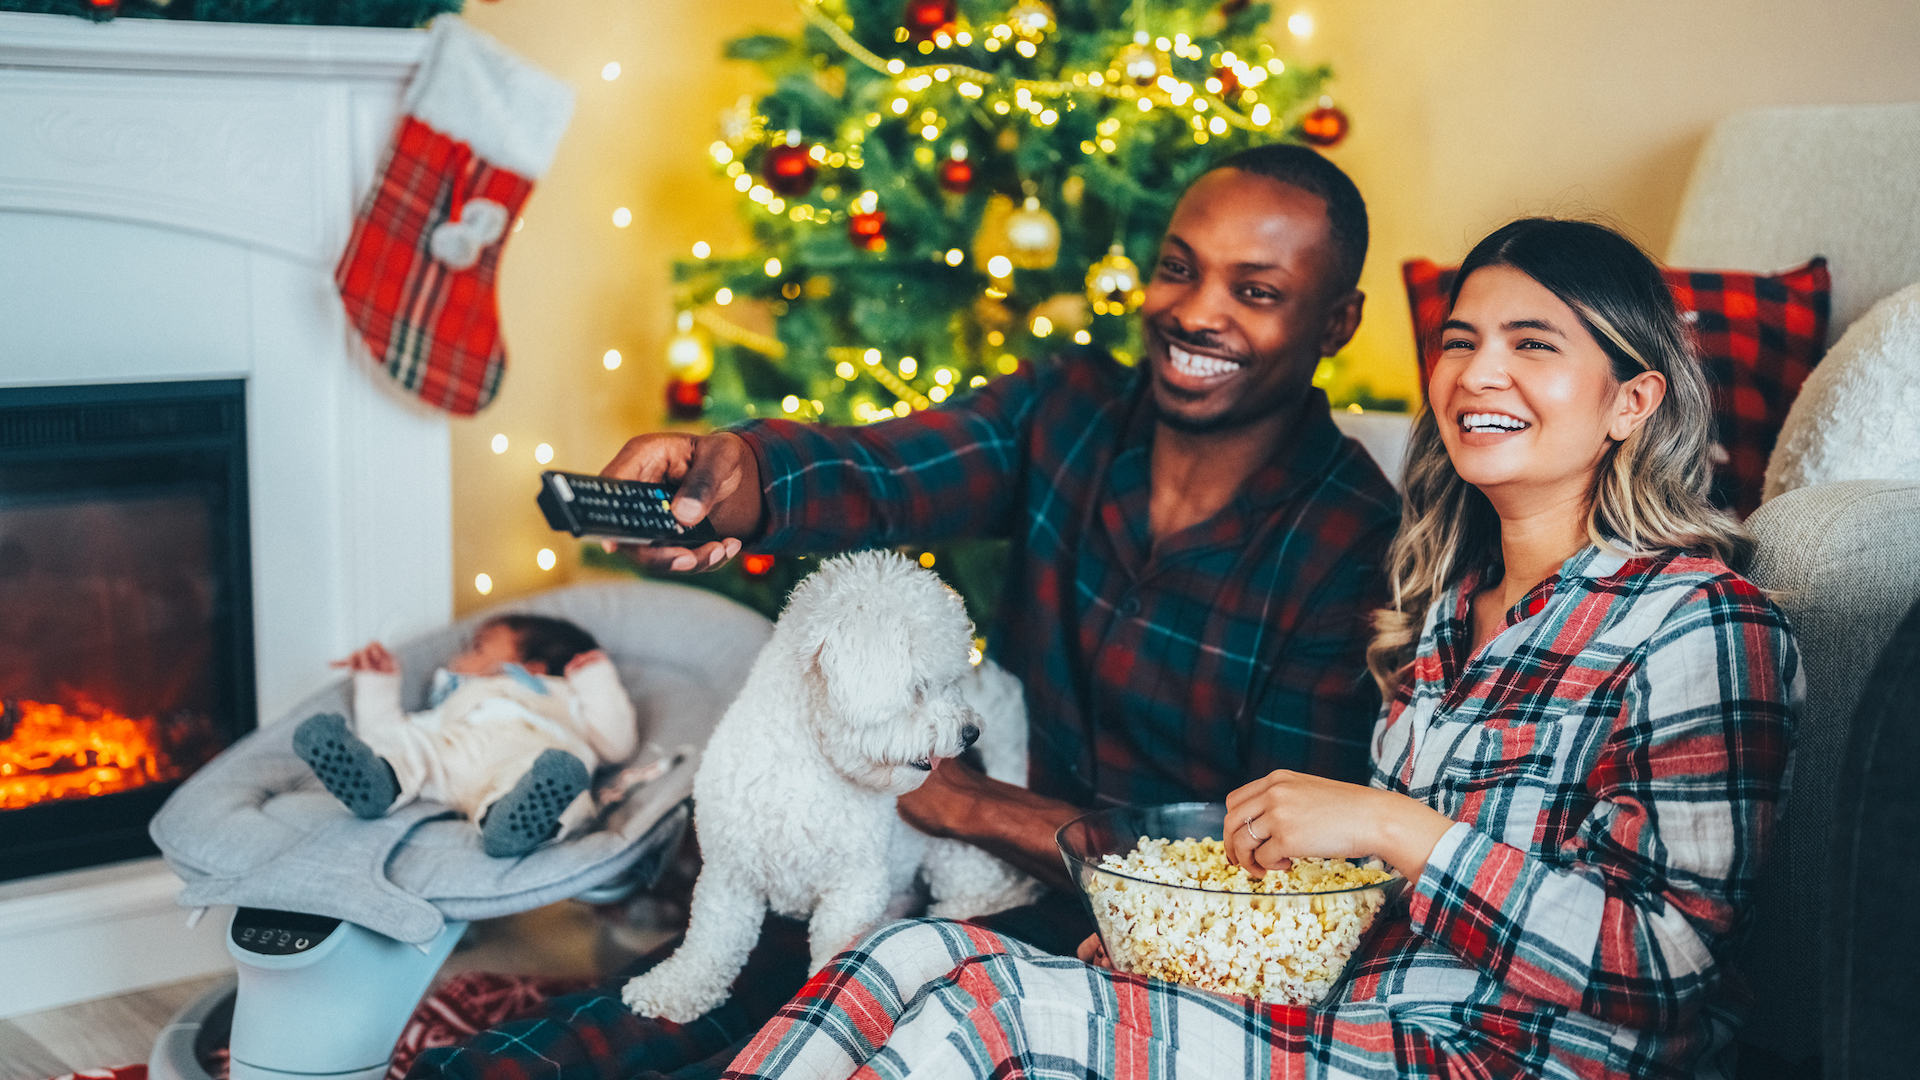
[611,207,632,227]
[490,433,508,454]
[601,61,621,81]
[534,442,554,465]
[536,548,557,571]
[661,0,1338,438]
[603,349,622,370]
[474,573,493,596]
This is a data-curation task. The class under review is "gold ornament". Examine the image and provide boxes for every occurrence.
[665,327,714,383]
[1029,292,1091,335]
[1086,245,1145,315]
[1116,42,1162,85]
[1004,196,1061,269]
[1006,0,1054,38]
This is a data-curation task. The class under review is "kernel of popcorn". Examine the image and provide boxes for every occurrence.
[1084,836,1394,1006]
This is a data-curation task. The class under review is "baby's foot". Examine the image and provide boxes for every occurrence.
[480,749,589,858]
[293,713,398,819]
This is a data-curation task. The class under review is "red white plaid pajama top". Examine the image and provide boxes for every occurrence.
[723,545,1800,1080]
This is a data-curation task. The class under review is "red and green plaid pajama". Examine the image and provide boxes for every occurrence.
[724,547,1800,1080]
[736,347,1402,803]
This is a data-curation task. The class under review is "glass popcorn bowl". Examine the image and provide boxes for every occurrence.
[1057,802,1407,1006]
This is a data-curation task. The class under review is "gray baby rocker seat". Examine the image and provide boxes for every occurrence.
[145,581,771,1080]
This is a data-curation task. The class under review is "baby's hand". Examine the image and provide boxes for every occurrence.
[332,641,399,674]
[565,649,611,676]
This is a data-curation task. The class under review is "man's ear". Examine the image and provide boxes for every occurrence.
[1318,289,1364,357]
[1609,370,1667,441]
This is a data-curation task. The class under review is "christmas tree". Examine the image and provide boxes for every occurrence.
[605,0,1350,622]
[661,0,1346,427]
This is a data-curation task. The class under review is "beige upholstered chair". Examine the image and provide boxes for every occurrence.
[1666,101,1920,1072]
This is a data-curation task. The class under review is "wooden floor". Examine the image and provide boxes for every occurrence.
[0,900,662,1079]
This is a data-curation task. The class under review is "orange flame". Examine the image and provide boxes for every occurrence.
[0,700,182,810]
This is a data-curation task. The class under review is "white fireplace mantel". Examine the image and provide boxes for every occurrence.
[0,12,453,1016]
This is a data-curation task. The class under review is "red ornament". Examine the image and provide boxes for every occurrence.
[902,0,956,41]
[848,209,887,251]
[1299,105,1351,148]
[665,379,706,421]
[1213,65,1240,99]
[741,553,776,576]
[762,143,818,197]
[939,158,974,194]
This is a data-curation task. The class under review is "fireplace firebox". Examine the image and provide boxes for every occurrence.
[0,380,253,882]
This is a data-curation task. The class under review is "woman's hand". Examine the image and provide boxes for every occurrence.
[1076,934,1112,969]
[1223,770,1456,887]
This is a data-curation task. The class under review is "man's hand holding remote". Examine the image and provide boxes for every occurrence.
[599,431,764,573]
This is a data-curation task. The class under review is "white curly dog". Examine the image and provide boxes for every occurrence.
[622,550,1039,1022]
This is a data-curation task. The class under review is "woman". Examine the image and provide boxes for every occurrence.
[722,219,1799,1080]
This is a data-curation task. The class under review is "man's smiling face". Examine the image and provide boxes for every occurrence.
[1140,169,1361,434]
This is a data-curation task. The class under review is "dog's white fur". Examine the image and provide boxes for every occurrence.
[621,551,1039,1022]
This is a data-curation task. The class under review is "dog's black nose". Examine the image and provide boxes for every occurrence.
[960,724,980,748]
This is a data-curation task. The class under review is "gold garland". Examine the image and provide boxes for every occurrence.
[689,308,934,412]
[791,0,1268,133]
[692,308,786,359]
[828,347,932,410]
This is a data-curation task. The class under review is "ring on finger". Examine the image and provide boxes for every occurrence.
[1243,818,1268,843]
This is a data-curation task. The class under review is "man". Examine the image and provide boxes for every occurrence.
[408,144,1400,1080]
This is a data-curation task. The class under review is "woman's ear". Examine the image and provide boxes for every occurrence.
[1609,370,1667,442]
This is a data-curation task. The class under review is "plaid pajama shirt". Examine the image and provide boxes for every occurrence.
[724,546,1800,1080]
[737,347,1402,802]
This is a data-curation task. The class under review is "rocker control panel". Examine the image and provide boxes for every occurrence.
[231,907,343,956]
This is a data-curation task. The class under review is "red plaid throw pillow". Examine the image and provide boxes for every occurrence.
[1400,257,1831,516]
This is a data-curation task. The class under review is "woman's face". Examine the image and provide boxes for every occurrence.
[1430,265,1664,507]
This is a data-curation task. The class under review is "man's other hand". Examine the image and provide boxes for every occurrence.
[600,431,764,574]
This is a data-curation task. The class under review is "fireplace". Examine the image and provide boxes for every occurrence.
[0,13,452,1017]
[0,379,254,882]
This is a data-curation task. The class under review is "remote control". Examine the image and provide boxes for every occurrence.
[537,471,721,546]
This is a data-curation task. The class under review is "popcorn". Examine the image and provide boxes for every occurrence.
[1085,836,1396,1006]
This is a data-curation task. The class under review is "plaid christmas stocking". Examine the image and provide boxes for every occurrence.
[336,16,573,415]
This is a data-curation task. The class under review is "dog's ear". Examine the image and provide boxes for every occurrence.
[813,614,915,732]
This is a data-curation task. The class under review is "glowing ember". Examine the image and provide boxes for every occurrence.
[0,700,183,810]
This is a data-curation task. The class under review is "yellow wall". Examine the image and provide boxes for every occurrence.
[453,0,1920,614]
[1309,0,1920,406]
[453,0,798,615]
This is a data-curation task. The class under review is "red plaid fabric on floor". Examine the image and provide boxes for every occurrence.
[1401,257,1831,516]
[334,16,572,416]
[385,971,598,1079]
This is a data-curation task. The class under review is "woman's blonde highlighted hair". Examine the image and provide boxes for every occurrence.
[1367,219,1751,694]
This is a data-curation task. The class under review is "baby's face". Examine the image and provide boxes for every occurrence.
[444,623,529,676]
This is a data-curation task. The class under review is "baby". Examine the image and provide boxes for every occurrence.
[292,614,638,857]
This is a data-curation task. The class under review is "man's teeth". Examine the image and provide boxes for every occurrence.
[1461,412,1530,433]
[1168,344,1241,379]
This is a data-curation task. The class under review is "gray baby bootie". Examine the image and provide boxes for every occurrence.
[293,713,399,819]
[480,749,590,858]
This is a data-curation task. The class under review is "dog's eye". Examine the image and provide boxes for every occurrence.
[909,759,932,771]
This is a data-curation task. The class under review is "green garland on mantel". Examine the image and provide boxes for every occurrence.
[0,0,462,26]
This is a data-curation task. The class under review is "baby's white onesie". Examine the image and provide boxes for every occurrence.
[349,658,637,839]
